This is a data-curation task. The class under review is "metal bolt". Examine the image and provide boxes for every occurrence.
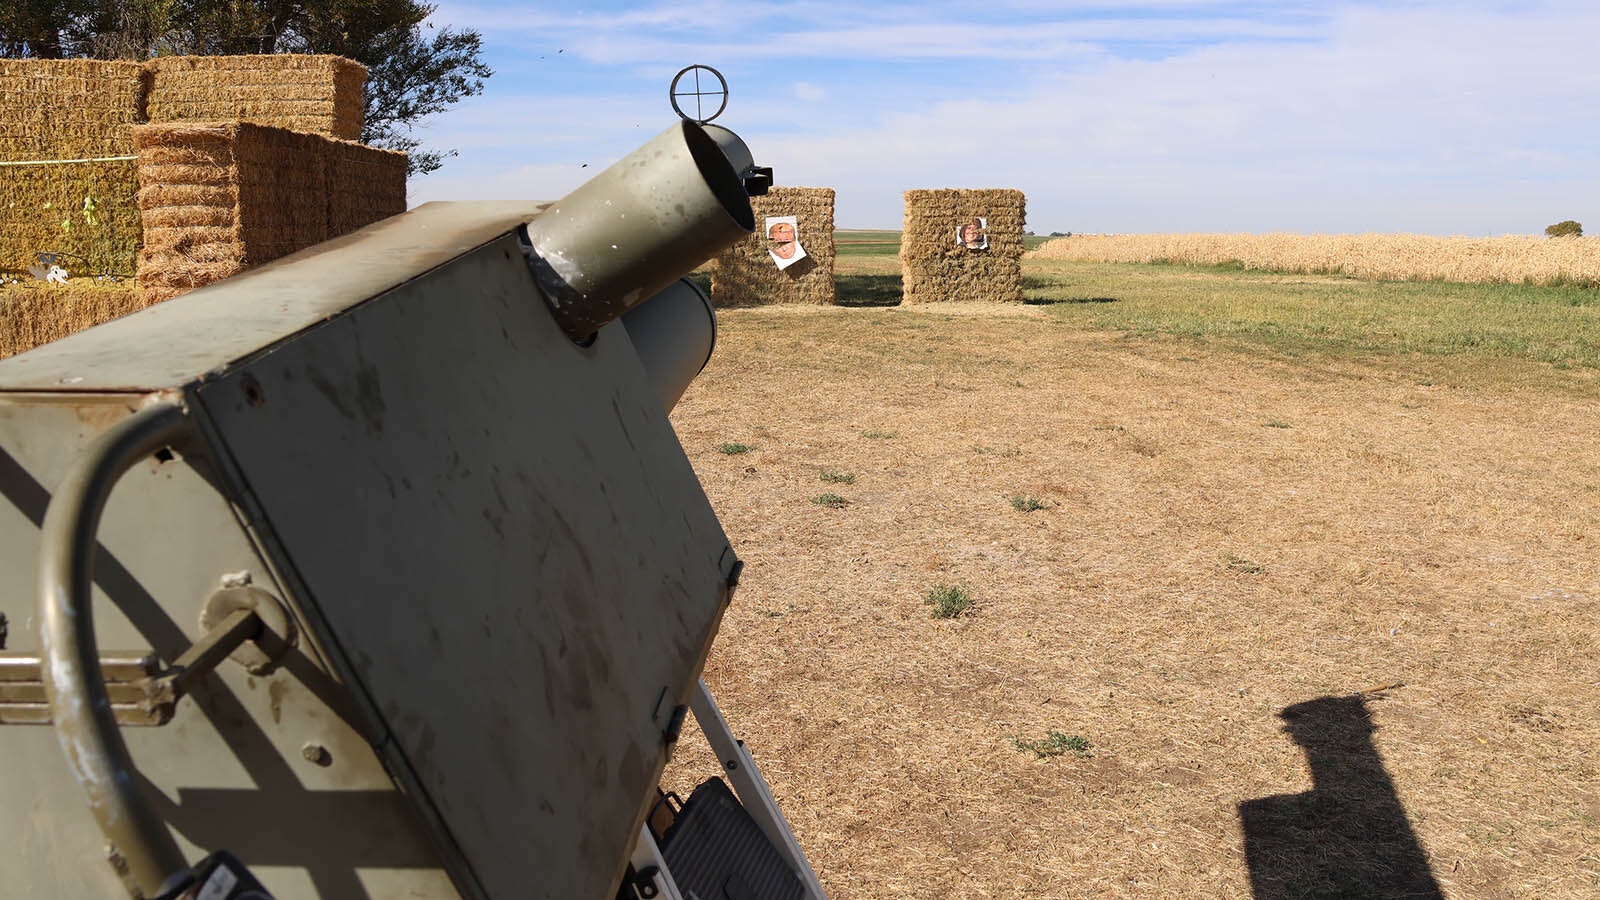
[301,743,332,767]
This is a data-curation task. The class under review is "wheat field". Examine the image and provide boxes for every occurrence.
[1029,233,1600,287]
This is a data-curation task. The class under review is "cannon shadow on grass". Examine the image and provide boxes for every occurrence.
[1239,694,1444,900]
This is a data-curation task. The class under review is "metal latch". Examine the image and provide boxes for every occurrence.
[0,606,264,727]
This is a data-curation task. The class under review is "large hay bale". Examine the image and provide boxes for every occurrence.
[0,281,146,361]
[145,55,366,140]
[0,59,146,277]
[134,121,405,302]
[710,187,836,306]
[900,189,1026,304]
[326,137,408,236]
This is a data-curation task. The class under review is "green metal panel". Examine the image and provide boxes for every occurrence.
[0,397,451,899]
[1,196,738,899]
[191,232,735,900]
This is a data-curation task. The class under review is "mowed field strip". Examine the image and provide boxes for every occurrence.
[664,240,1600,899]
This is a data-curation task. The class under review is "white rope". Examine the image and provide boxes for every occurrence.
[0,155,137,167]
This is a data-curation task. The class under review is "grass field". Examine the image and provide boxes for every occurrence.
[667,240,1600,899]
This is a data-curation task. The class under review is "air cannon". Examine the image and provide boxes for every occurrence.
[0,84,824,900]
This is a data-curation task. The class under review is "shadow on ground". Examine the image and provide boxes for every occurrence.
[835,274,902,307]
[1239,694,1444,900]
[1022,274,1120,305]
[1023,295,1119,305]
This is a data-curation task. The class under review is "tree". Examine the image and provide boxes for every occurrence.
[0,1,489,175]
[1545,220,1583,238]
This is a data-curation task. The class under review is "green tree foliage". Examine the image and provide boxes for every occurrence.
[1545,220,1583,238]
[0,1,489,175]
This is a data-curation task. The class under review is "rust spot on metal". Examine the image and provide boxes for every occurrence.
[240,374,267,407]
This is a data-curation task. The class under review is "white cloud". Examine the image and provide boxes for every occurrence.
[412,1,1600,235]
[751,3,1600,233]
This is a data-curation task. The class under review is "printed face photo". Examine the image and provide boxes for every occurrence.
[766,215,808,269]
[956,217,989,251]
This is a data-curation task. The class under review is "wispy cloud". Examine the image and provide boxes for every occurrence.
[412,1,1600,235]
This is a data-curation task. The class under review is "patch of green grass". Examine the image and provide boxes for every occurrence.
[819,469,857,484]
[812,493,849,508]
[924,583,973,619]
[717,442,754,455]
[834,229,903,257]
[1262,419,1292,429]
[1009,494,1048,511]
[973,445,1022,457]
[1027,259,1600,374]
[1224,553,1266,575]
[1013,729,1092,759]
[861,429,898,439]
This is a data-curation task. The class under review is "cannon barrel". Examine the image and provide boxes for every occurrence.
[524,120,754,342]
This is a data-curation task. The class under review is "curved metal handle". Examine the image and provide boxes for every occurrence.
[38,400,193,896]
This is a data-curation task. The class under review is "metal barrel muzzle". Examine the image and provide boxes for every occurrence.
[524,120,754,342]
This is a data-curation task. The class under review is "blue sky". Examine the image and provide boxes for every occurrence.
[406,1,1600,236]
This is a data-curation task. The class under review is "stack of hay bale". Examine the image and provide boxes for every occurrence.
[711,186,835,307]
[900,189,1026,304]
[135,55,405,302]
[0,59,148,357]
[0,54,408,358]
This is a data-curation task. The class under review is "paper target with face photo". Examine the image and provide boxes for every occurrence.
[955,216,989,251]
[766,215,808,269]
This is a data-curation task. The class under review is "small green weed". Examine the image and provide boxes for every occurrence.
[1009,494,1048,511]
[1225,554,1266,575]
[1013,730,1092,759]
[862,429,898,439]
[812,493,849,508]
[973,445,1022,457]
[819,469,857,484]
[1262,419,1291,429]
[924,584,973,618]
[718,442,754,455]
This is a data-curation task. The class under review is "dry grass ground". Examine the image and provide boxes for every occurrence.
[662,266,1599,898]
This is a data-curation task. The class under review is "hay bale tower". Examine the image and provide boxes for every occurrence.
[0,54,406,357]
[134,122,406,303]
[0,59,147,278]
[711,186,835,307]
[900,189,1026,304]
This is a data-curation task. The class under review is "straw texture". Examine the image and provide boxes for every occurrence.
[0,59,145,276]
[901,189,1026,304]
[0,281,145,360]
[145,55,366,140]
[134,121,405,302]
[711,187,837,307]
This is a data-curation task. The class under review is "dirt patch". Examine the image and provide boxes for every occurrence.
[662,306,1600,899]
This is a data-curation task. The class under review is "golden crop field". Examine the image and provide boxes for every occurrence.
[1029,233,1600,287]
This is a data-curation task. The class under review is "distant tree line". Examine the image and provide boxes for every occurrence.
[0,1,490,175]
[1545,220,1582,238]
